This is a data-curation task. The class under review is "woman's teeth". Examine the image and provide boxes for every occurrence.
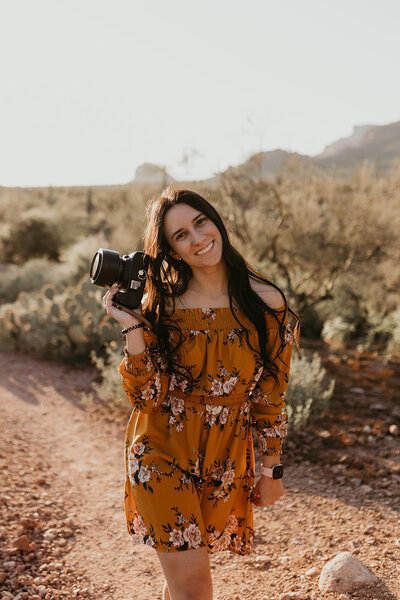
[196,241,214,256]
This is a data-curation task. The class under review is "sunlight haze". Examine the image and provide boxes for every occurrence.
[0,0,399,186]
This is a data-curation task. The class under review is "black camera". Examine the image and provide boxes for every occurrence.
[89,248,149,310]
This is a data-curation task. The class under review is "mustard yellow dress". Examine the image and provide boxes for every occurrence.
[118,306,293,555]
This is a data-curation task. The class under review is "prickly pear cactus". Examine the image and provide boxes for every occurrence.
[0,275,122,363]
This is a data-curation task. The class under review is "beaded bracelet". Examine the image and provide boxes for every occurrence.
[121,323,145,335]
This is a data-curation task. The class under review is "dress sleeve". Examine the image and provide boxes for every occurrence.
[250,310,293,456]
[118,331,170,414]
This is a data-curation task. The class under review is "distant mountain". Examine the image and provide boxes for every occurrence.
[219,120,400,181]
[130,121,400,187]
[223,149,312,180]
[132,163,174,185]
[317,125,375,159]
[314,121,400,170]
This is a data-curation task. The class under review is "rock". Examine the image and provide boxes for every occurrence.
[391,406,400,419]
[20,518,38,530]
[318,551,379,592]
[317,429,331,438]
[305,566,319,577]
[14,534,32,551]
[42,529,56,541]
[389,424,399,436]
[360,484,373,494]
[370,403,386,411]
[255,555,272,565]
[349,387,364,394]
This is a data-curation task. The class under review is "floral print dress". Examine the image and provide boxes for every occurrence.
[118,306,293,555]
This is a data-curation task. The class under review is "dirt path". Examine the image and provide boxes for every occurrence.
[1,348,399,600]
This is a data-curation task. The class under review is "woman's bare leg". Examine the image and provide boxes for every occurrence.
[156,547,213,600]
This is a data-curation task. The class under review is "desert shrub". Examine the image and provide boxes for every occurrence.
[83,343,130,411]
[321,316,357,345]
[285,352,335,431]
[357,306,400,353]
[296,306,323,339]
[216,164,400,327]
[1,218,62,263]
[0,259,61,304]
[0,236,107,305]
[0,277,121,362]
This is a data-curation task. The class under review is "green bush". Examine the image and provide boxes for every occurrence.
[285,351,335,431]
[1,217,62,263]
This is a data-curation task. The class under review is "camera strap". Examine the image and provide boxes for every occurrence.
[113,302,157,339]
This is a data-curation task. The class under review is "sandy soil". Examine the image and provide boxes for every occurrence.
[0,344,399,600]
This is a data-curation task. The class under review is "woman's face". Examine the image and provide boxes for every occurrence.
[163,203,223,268]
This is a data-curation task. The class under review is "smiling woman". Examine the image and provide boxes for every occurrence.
[102,186,300,600]
[163,203,224,273]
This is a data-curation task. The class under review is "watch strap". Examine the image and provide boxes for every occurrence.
[261,464,283,478]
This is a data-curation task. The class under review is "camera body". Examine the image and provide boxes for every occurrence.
[89,248,149,310]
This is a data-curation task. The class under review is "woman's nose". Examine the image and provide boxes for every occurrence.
[191,230,206,245]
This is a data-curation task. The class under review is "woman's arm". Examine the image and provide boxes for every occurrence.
[249,284,293,461]
[103,288,170,413]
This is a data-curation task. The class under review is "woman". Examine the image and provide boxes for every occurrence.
[103,187,300,600]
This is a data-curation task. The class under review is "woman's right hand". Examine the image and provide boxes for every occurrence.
[102,288,142,328]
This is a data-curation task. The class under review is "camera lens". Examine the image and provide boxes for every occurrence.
[90,253,101,280]
[89,248,124,287]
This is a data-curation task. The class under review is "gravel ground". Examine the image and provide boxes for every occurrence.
[0,345,399,600]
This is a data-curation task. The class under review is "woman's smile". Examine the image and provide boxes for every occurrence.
[195,240,214,256]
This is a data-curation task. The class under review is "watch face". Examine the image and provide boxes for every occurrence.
[273,465,284,479]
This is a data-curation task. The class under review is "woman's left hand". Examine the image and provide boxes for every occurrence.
[251,476,284,507]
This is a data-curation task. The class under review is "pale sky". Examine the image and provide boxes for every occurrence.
[0,0,399,187]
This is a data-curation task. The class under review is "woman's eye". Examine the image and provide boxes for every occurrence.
[197,217,207,225]
[176,232,185,240]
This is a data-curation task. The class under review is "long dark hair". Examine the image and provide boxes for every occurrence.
[142,187,300,393]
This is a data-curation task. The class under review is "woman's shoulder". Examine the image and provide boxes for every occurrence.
[249,276,286,310]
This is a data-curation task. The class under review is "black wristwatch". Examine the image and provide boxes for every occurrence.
[260,464,284,479]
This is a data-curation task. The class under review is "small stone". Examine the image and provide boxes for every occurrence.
[389,424,399,436]
[391,406,400,419]
[14,534,32,551]
[255,555,272,565]
[349,387,364,394]
[318,429,331,438]
[370,403,386,411]
[305,566,319,577]
[42,529,56,540]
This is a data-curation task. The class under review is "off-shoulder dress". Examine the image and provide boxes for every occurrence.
[118,305,293,555]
